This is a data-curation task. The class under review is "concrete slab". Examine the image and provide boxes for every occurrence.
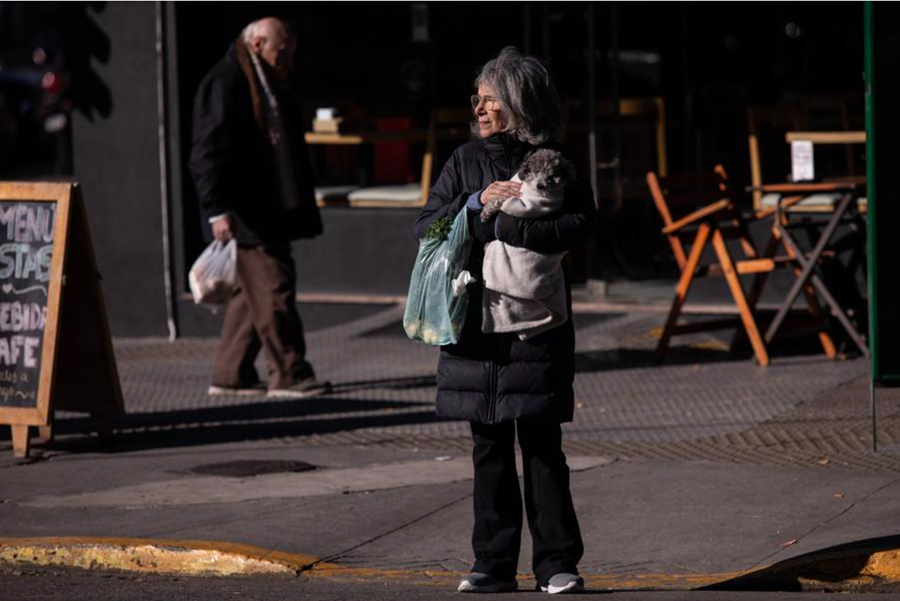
[758,472,900,566]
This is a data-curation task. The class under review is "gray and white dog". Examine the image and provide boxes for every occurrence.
[480,148,576,223]
[479,148,577,340]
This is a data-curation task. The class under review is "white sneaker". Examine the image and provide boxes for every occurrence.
[457,572,517,593]
[208,384,265,397]
[541,573,584,594]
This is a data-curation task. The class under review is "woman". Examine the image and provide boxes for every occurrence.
[414,47,595,594]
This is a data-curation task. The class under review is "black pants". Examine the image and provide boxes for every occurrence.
[470,419,583,586]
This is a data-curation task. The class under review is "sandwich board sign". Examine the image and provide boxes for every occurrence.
[0,182,123,457]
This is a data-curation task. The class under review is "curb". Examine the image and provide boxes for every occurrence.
[0,536,463,586]
[3,536,900,592]
[0,537,315,578]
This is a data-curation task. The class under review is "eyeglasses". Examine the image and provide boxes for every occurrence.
[470,94,501,111]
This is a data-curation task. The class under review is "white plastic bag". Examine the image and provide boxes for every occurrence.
[188,240,237,306]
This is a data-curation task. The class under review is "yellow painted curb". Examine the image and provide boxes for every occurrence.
[584,572,745,590]
[864,549,900,580]
[0,537,317,577]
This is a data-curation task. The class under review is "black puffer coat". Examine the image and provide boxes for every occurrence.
[415,134,595,424]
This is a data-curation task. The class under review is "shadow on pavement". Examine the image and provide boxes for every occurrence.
[45,399,443,454]
[703,534,900,592]
[21,374,443,454]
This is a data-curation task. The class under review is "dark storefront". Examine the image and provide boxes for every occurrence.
[0,2,869,336]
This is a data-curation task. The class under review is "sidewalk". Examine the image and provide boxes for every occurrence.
[1,290,899,594]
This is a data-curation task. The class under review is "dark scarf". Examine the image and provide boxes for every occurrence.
[234,39,302,210]
[482,134,533,180]
[233,38,267,131]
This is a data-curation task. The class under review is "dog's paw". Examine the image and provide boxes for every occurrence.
[480,199,504,223]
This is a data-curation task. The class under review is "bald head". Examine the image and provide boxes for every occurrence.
[243,17,295,79]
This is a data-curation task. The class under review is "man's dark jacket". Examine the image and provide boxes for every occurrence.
[189,44,322,246]
[415,134,596,424]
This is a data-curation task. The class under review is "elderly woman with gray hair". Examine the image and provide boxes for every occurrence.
[414,47,595,594]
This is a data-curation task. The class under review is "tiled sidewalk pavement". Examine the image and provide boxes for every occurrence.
[40,303,897,472]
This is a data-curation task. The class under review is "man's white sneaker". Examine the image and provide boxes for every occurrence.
[208,384,266,397]
[266,378,332,399]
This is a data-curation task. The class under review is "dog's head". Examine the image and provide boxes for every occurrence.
[518,149,576,193]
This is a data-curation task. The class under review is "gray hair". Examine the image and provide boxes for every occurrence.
[241,20,265,44]
[474,46,561,146]
[241,17,292,45]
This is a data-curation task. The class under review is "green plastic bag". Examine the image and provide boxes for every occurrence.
[403,209,474,345]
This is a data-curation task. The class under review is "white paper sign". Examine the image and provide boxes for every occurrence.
[315,107,337,121]
[791,140,815,182]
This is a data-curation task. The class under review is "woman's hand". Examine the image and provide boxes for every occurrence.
[481,180,522,205]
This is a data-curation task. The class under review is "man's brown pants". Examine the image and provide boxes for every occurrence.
[212,244,315,390]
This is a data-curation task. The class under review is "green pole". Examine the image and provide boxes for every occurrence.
[864,1,878,450]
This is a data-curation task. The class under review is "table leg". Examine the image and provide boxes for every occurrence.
[764,193,854,345]
[779,229,837,358]
[805,271,870,356]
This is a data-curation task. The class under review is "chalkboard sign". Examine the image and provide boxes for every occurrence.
[0,182,122,457]
[0,200,57,409]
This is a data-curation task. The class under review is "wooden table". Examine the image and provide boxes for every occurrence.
[304,128,434,208]
[783,131,866,188]
[754,181,869,357]
[304,130,429,145]
[784,131,866,144]
[303,117,470,208]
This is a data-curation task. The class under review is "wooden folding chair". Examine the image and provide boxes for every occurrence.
[647,165,781,366]
[747,105,803,210]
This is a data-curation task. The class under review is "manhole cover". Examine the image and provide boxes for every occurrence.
[189,460,316,478]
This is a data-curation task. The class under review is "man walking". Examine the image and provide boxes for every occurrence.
[190,17,328,399]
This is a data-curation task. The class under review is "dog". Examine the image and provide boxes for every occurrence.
[479,148,577,340]
[480,148,576,223]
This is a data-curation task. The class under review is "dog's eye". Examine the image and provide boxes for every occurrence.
[553,176,561,184]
